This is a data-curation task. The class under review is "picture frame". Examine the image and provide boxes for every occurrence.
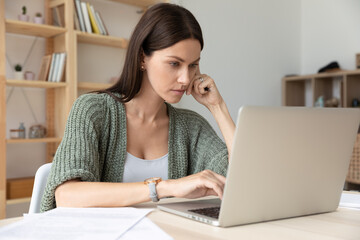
[356,53,360,69]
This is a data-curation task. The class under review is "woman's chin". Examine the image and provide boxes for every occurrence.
[164,96,183,104]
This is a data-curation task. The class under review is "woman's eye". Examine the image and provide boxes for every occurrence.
[170,62,179,67]
[190,64,198,69]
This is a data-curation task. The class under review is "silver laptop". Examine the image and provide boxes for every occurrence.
[158,106,360,227]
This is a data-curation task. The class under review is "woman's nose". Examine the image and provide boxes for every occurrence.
[178,69,191,85]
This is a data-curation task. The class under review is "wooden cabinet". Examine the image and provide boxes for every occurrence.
[0,0,167,219]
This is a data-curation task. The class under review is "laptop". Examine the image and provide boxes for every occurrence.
[158,106,360,227]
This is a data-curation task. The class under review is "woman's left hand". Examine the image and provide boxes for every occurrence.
[186,71,224,110]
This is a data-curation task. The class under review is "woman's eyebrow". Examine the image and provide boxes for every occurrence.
[167,56,200,63]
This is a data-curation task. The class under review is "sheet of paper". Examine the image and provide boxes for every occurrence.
[339,192,360,210]
[0,207,152,240]
[120,217,173,240]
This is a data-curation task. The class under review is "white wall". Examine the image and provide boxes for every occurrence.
[173,0,302,136]
[4,0,360,216]
[301,0,360,74]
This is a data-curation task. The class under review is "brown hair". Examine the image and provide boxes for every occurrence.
[99,3,204,102]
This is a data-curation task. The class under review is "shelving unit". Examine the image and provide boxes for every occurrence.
[0,0,167,219]
[282,70,360,107]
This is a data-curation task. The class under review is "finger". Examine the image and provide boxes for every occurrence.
[198,81,211,94]
[204,181,224,199]
[194,77,204,95]
[186,76,196,95]
[201,170,225,191]
[204,189,218,197]
[211,172,226,185]
[187,73,201,95]
[193,80,200,95]
[198,75,212,93]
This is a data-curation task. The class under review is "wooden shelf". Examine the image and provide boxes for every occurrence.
[6,197,31,205]
[78,82,112,90]
[5,19,66,38]
[108,0,167,8]
[283,70,360,81]
[76,31,128,48]
[6,177,34,200]
[6,137,62,144]
[6,79,67,88]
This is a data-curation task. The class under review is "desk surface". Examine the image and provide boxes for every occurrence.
[1,196,360,240]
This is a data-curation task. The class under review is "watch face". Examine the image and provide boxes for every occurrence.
[144,177,162,184]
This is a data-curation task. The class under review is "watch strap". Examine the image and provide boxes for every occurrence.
[148,182,159,202]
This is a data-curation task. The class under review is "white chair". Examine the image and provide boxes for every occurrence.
[28,163,52,214]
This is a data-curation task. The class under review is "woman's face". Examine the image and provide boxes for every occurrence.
[143,38,201,103]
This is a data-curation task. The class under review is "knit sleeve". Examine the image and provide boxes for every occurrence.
[184,110,229,177]
[40,94,104,212]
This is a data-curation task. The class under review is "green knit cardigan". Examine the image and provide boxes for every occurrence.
[40,93,228,212]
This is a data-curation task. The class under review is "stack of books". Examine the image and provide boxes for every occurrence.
[74,0,109,35]
[37,52,67,82]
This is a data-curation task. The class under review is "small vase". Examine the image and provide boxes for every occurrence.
[34,17,43,24]
[18,14,30,22]
[25,71,35,80]
[14,71,24,80]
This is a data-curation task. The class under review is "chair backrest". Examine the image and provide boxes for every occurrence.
[28,163,52,214]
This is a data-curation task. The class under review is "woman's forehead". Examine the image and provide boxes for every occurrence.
[153,39,201,61]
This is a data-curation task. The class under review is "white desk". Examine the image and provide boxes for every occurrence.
[1,195,360,240]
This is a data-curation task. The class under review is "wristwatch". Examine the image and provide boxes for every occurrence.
[144,177,162,202]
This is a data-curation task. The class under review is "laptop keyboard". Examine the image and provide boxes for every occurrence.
[188,206,220,219]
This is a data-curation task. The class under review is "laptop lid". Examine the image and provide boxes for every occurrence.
[219,106,360,226]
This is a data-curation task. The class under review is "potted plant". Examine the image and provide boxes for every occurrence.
[34,12,43,24]
[14,64,24,80]
[18,6,29,22]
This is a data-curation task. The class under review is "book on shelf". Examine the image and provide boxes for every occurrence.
[80,2,93,33]
[52,5,65,27]
[55,53,67,82]
[37,55,52,81]
[74,0,86,32]
[73,6,80,30]
[95,10,108,35]
[87,3,100,34]
[74,1,109,35]
[47,52,67,82]
[47,53,57,82]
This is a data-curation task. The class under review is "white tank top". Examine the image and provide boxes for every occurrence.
[122,152,169,183]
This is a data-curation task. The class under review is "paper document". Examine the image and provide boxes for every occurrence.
[339,192,360,210]
[0,207,152,240]
[121,217,173,240]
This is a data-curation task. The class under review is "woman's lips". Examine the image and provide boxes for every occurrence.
[172,90,185,95]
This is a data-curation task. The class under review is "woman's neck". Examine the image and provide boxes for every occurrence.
[124,82,167,123]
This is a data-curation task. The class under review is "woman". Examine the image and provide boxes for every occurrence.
[40,3,235,212]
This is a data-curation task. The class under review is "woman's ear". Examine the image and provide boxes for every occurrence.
[140,49,147,63]
[140,49,146,70]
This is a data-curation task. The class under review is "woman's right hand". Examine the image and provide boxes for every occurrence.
[159,170,226,200]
